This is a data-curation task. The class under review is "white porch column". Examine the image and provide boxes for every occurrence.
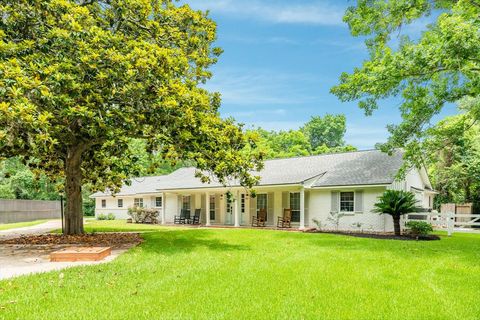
[299,186,305,230]
[161,192,166,225]
[234,191,240,227]
[205,192,211,226]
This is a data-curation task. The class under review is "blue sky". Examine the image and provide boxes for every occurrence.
[188,0,457,149]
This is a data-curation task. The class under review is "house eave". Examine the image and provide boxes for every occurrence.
[157,182,305,193]
[311,183,391,189]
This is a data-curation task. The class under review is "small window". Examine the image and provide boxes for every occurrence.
[340,192,354,212]
[134,198,144,208]
[118,199,123,208]
[155,197,162,208]
[101,199,106,208]
[290,192,300,222]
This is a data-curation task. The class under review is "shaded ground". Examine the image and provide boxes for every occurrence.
[0,233,143,246]
[305,229,441,240]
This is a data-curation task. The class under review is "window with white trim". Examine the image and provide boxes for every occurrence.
[290,192,300,222]
[134,198,144,208]
[118,199,123,208]
[240,194,246,214]
[101,199,106,208]
[340,192,354,212]
[182,196,191,215]
[257,194,267,219]
[155,197,162,208]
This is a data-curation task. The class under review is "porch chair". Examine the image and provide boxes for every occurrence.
[190,208,201,225]
[252,208,267,227]
[174,209,188,224]
[277,208,292,228]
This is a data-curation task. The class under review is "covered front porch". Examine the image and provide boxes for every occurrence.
[159,186,309,229]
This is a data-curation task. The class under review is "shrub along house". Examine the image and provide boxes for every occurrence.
[91,150,435,232]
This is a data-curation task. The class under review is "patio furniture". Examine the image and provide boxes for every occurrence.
[174,209,189,224]
[252,208,267,227]
[190,208,201,225]
[277,208,292,228]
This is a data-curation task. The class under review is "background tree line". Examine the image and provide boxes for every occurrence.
[2,108,479,212]
[2,109,479,212]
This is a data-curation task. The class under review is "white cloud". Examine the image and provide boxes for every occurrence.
[267,37,299,45]
[189,1,345,26]
[204,68,322,106]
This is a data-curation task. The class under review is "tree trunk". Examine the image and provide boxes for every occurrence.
[392,216,401,236]
[64,146,84,235]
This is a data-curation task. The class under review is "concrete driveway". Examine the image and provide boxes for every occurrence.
[0,220,62,240]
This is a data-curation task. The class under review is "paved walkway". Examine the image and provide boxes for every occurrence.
[0,220,62,240]
[0,244,128,280]
[0,220,131,280]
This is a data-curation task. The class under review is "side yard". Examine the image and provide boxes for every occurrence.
[0,219,52,232]
[1,222,479,319]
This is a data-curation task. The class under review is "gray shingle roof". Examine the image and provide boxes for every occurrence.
[155,149,403,190]
[91,176,165,197]
[91,150,404,197]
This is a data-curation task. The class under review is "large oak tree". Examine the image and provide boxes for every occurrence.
[0,0,262,234]
[331,0,480,171]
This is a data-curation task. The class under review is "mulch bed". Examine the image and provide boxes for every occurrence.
[303,229,441,241]
[0,233,143,248]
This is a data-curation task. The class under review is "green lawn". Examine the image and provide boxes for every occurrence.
[83,219,178,232]
[0,219,51,231]
[1,222,480,319]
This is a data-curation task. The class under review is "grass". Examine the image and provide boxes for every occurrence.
[83,219,176,232]
[1,221,480,319]
[0,219,51,231]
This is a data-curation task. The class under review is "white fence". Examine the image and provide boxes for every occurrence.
[405,212,480,236]
[0,199,61,224]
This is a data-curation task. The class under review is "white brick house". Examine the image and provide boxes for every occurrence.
[91,150,435,232]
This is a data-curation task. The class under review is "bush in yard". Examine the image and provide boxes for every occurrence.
[107,213,116,221]
[406,221,433,237]
[96,214,108,221]
[128,207,159,224]
[373,190,422,236]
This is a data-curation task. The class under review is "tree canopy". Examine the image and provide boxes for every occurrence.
[0,0,262,234]
[301,114,347,149]
[423,107,480,210]
[331,0,480,170]
[248,114,356,159]
[0,157,59,200]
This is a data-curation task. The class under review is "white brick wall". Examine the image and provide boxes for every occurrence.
[308,187,393,232]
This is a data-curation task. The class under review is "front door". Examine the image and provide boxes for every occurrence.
[209,195,216,222]
[225,196,234,225]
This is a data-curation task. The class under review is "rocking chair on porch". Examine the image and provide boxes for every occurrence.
[189,208,201,225]
[174,209,189,224]
[277,208,292,228]
[252,208,267,227]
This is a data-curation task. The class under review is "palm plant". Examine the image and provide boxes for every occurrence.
[373,190,422,236]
